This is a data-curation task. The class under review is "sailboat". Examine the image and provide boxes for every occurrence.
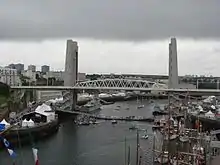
[137,96,144,109]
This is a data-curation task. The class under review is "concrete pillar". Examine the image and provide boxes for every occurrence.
[64,40,78,110]
[168,38,179,89]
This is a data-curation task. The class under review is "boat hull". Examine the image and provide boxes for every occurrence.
[188,113,220,140]
[0,119,59,148]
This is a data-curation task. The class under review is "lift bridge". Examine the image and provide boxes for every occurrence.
[10,78,168,112]
[10,78,220,113]
[11,78,168,91]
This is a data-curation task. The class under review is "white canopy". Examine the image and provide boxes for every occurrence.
[211,105,216,110]
[198,105,204,112]
[0,119,10,126]
[22,119,29,127]
[35,103,52,116]
[28,119,35,127]
[205,110,215,118]
[203,96,216,103]
[22,119,35,127]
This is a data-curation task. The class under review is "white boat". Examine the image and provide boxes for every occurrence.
[114,107,120,111]
[137,105,144,109]
[111,120,117,124]
[141,134,149,139]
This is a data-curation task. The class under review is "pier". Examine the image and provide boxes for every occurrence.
[56,109,154,122]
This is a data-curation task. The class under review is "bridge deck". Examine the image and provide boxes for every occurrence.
[10,86,220,93]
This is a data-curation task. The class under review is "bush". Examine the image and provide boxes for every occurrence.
[0,82,10,97]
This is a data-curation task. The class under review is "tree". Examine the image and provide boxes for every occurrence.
[0,82,10,97]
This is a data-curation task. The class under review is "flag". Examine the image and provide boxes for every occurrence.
[0,123,5,131]
[0,136,16,158]
[32,148,39,165]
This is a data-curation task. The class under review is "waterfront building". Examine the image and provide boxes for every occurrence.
[36,90,63,102]
[44,71,85,82]
[41,65,50,74]
[6,63,24,74]
[0,67,21,86]
[21,70,36,82]
[28,65,36,72]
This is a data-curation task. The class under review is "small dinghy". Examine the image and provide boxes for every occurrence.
[141,134,149,139]
[129,124,138,130]
[111,120,117,124]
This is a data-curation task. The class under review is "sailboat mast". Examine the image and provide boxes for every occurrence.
[125,137,127,165]
[136,130,139,165]
[167,91,171,163]
[152,131,155,165]
[128,145,131,165]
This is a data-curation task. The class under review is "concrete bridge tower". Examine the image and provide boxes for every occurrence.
[64,40,78,110]
[168,38,179,89]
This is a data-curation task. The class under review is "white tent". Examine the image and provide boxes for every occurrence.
[0,119,10,128]
[35,103,52,113]
[27,119,35,127]
[22,119,29,127]
[205,111,215,118]
[203,96,216,103]
[198,105,205,112]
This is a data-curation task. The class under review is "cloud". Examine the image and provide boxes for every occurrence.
[0,0,220,41]
[0,38,220,76]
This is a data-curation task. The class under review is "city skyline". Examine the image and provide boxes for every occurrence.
[1,38,220,76]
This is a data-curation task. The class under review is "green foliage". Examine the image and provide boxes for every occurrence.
[0,82,10,97]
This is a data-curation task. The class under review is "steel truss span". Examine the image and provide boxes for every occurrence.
[75,79,167,89]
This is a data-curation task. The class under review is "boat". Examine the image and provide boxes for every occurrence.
[80,99,102,113]
[137,105,145,109]
[136,96,144,109]
[114,107,120,111]
[164,134,178,141]
[0,103,59,147]
[78,121,90,125]
[125,107,130,110]
[153,105,168,116]
[179,135,189,143]
[154,151,169,164]
[141,134,149,139]
[152,110,168,116]
[111,120,117,124]
[129,124,138,130]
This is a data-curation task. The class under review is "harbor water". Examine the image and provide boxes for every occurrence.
[0,99,167,165]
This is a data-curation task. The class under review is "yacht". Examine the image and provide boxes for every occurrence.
[80,99,102,113]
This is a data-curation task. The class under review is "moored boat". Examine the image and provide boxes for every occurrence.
[0,103,59,148]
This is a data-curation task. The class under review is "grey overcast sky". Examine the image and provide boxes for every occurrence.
[1,0,220,40]
[0,0,220,75]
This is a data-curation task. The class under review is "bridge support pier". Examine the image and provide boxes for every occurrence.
[71,89,77,111]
